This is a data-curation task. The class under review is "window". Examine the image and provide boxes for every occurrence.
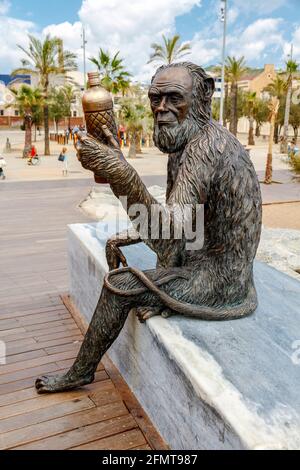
[0,110,4,116]
[73,111,77,117]
[14,110,19,116]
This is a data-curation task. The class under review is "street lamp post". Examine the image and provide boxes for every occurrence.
[81,26,88,89]
[219,0,227,126]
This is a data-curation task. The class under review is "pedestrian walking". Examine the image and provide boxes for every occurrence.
[58,147,68,176]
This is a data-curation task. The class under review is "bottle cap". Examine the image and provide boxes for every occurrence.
[88,72,101,87]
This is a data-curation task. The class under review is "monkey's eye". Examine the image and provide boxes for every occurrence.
[169,94,183,105]
[150,95,161,106]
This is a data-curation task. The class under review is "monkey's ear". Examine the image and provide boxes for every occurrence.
[203,77,215,101]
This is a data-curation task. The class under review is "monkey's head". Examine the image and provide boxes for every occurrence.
[149,62,215,153]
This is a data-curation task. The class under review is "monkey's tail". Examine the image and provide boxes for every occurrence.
[104,266,257,321]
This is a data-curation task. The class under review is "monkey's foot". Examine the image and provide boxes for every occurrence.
[135,307,161,323]
[35,372,94,394]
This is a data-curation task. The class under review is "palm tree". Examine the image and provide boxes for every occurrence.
[265,97,280,184]
[9,85,43,157]
[253,97,269,137]
[212,65,230,126]
[60,84,78,129]
[48,87,70,133]
[243,91,257,145]
[289,102,300,140]
[119,93,147,158]
[89,49,131,95]
[264,75,287,143]
[12,34,77,155]
[148,34,191,65]
[225,56,247,136]
[280,60,299,153]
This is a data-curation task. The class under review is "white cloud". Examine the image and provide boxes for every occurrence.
[283,26,300,63]
[0,0,10,15]
[43,0,202,81]
[228,18,284,62]
[189,35,221,66]
[0,0,295,82]
[0,16,35,71]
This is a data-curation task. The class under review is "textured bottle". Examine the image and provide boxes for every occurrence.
[82,71,119,184]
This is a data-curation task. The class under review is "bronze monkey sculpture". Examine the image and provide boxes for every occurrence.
[36,62,262,393]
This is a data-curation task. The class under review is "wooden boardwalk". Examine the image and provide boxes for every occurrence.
[0,179,166,450]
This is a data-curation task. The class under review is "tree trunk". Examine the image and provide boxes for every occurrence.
[274,122,279,144]
[34,123,37,143]
[248,116,255,145]
[128,133,137,158]
[255,123,261,138]
[44,103,50,156]
[23,113,32,158]
[293,127,298,139]
[223,83,228,127]
[135,133,142,154]
[265,98,279,184]
[229,82,238,136]
[280,82,292,153]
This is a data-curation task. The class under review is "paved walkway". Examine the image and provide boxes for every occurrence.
[0,178,166,450]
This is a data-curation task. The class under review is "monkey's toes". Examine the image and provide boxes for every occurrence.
[35,373,93,394]
[135,307,161,323]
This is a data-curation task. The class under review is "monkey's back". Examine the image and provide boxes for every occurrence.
[182,120,262,304]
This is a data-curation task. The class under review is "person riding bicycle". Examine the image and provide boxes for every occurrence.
[28,145,37,165]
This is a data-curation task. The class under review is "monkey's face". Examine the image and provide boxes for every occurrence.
[149,67,193,153]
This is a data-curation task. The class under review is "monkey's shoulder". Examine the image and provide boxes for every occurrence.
[188,121,253,169]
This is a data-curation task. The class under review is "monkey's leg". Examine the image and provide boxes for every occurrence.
[35,269,177,394]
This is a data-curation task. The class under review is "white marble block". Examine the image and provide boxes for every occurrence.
[68,222,300,450]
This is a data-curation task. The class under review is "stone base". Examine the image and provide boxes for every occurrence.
[68,222,300,450]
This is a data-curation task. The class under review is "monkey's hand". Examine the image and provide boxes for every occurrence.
[106,238,128,271]
[106,229,141,270]
[76,127,123,180]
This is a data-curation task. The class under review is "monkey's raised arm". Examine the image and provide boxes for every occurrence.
[78,135,209,261]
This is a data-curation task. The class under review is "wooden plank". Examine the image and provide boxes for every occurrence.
[0,397,95,433]
[6,335,82,357]
[0,349,79,376]
[14,415,138,451]
[5,349,48,366]
[2,402,130,449]
[44,343,81,356]
[2,325,79,343]
[0,366,107,396]
[0,305,68,321]
[0,370,67,396]
[25,318,75,332]
[0,312,71,330]
[34,329,81,343]
[0,362,65,386]
[0,373,110,408]
[0,373,112,420]
[72,428,147,450]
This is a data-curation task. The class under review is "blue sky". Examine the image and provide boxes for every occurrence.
[0,0,299,80]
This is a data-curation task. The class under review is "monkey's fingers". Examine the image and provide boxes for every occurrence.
[114,246,128,267]
[102,125,120,149]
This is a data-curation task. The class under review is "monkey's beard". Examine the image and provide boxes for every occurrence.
[153,118,196,154]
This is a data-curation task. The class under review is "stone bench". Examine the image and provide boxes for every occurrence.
[68,222,300,450]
